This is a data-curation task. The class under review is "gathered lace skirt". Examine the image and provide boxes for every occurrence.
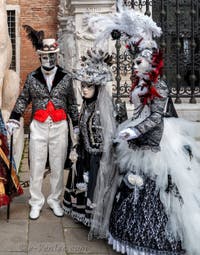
[108,117,200,255]
[108,177,184,255]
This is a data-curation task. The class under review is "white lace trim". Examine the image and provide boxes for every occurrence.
[63,205,91,227]
[63,205,72,216]
[108,233,182,255]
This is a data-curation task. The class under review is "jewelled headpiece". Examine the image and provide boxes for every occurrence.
[73,49,113,86]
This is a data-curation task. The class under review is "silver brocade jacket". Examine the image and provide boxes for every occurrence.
[10,66,79,126]
[79,100,104,154]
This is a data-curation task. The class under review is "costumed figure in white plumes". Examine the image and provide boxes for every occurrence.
[87,3,200,255]
[6,26,79,220]
[63,49,117,226]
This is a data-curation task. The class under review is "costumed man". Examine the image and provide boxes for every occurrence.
[6,25,79,220]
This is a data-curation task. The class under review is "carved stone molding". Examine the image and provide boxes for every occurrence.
[57,0,115,69]
[58,0,72,18]
[71,0,115,13]
[57,0,115,103]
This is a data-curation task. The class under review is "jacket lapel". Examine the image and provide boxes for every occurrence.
[33,67,47,85]
[52,66,66,89]
[32,66,67,91]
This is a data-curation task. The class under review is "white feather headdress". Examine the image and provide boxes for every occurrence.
[87,0,162,52]
[72,49,113,86]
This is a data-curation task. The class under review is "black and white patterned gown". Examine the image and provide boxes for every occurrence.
[108,79,186,255]
[63,98,103,226]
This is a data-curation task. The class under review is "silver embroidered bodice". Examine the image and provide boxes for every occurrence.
[118,79,169,151]
[131,80,151,125]
[79,100,103,154]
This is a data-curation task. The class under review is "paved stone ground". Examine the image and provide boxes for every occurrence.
[0,137,119,255]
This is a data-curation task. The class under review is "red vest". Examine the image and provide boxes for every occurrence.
[33,101,67,122]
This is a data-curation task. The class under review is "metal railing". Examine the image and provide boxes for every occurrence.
[112,0,200,103]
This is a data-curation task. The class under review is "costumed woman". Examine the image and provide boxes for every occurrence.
[0,110,23,208]
[63,49,117,227]
[87,3,200,255]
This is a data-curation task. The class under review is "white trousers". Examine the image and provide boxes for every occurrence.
[29,117,68,209]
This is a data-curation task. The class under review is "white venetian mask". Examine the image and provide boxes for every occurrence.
[81,82,95,99]
[40,53,57,70]
[133,49,152,79]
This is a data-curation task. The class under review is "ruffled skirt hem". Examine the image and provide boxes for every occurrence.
[108,233,185,255]
[63,205,91,227]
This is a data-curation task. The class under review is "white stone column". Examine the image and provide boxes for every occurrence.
[57,1,76,71]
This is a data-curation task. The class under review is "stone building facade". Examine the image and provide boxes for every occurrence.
[5,0,200,137]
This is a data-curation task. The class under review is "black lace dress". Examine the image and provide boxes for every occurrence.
[108,80,185,255]
[63,98,103,226]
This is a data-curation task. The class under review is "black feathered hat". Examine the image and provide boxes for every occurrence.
[23,25,59,54]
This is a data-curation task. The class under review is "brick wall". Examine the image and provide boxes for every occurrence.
[7,0,59,129]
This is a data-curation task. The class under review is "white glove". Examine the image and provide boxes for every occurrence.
[69,148,78,163]
[118,127,139,141]
[6,119,20,135]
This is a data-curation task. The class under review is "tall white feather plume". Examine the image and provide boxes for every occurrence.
[87,3,162,49]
